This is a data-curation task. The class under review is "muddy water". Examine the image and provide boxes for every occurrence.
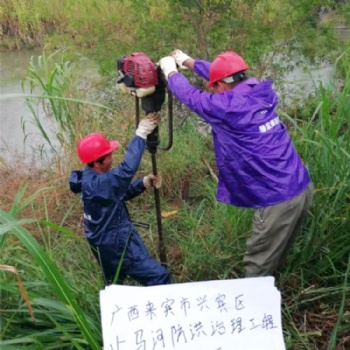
[0,49,48,163]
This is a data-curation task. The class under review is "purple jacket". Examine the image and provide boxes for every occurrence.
[168,60,311,208]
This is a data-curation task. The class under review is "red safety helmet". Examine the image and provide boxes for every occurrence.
[207,51,249,88]
[77,133,120,164]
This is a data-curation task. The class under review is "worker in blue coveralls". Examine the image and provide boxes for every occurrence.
[69,115,170,285]
[158,50,313,277]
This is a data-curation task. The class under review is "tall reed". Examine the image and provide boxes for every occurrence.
[21,49,115,162]
[278,50,350,348]
[0,188,102,348]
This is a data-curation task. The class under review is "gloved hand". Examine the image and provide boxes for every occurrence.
[143,173,162,189]
[171,49,191,69]
[136,117,158,139]
[158,56,177,80]
[147,112,161,123]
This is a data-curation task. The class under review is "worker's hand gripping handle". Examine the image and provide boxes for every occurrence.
[146,125,160,154]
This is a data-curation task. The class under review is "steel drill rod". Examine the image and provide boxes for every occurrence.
[151,153,167,267]
[135,96,140,128]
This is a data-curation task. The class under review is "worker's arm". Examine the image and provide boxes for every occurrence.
[168,73,228,124]
[109,117,159,197]
[193,60,210,81]
[169,59,210,81]
[170,49,210,80]
[160,56,228,124]
[109,136,146,192]
[122,178,146,201]
[123,173,162,201]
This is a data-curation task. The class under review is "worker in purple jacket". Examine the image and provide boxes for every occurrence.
[158,50,313,277]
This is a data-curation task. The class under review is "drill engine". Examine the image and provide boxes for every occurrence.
[117,52,166,114]
[117,52,158,97]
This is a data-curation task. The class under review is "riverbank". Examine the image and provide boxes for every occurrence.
[1,47,350,348]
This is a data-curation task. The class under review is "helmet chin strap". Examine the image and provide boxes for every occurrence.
[222,71,247,84]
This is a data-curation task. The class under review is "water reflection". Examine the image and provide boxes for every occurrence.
[0,49,51,163]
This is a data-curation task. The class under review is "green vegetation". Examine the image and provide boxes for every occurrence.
[0,0,347,71]
[1,1,350,349]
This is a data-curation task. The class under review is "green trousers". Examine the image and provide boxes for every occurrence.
[243,183,313,277]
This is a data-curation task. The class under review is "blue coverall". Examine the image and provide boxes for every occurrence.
[69,136,170,285]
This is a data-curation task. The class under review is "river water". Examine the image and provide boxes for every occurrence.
[0,26,348,163]
[0,49,48,163]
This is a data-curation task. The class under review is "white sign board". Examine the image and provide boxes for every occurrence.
[100,277,286,350]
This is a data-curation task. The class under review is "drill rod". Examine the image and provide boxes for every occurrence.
[135,96,167,267]
[150,153,167,267]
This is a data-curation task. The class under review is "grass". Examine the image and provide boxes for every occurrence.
[276,50,350,349]
[0,182,102,349]
[1,46,350,350]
